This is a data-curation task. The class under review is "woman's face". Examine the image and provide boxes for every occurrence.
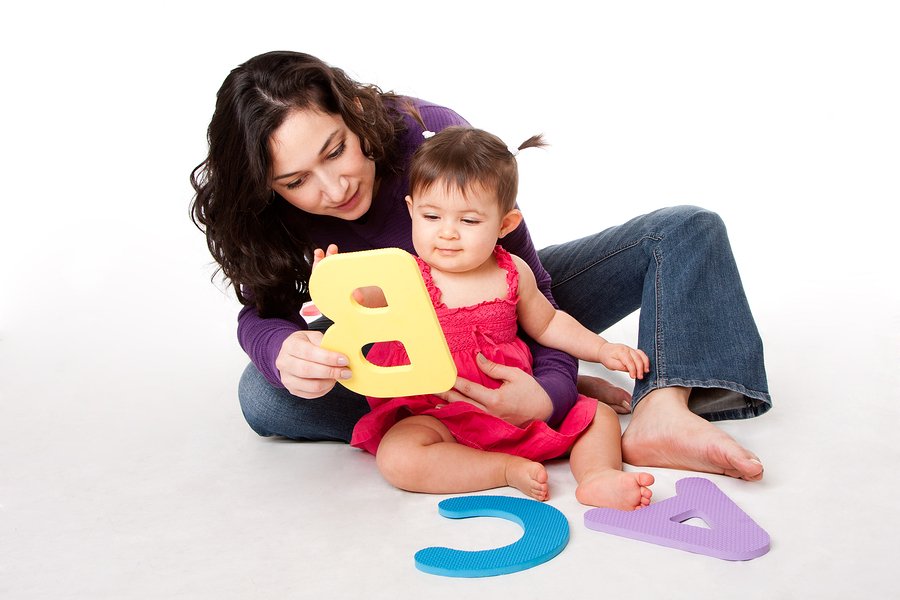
[269,108,376,220]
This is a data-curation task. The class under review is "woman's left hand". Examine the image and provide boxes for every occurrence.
[434,353,553,426]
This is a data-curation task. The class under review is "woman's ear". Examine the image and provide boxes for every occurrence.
[499,209,523,238]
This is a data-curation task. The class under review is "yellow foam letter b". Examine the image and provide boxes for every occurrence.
[309,248,456,398]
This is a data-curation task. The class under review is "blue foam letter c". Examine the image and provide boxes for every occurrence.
[414,495,569,578]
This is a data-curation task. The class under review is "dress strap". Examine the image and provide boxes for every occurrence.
[414,255,445,308]
[493,246,519,302]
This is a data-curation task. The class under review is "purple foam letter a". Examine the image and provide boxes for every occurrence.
[584,477,770,561]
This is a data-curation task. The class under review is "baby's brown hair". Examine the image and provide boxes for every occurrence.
[408,127,546,213]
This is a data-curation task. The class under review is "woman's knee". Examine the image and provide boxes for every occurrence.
[238,363,277,437]
[669,205,727,235]
[238,363,369,441]
[657,206,730,255]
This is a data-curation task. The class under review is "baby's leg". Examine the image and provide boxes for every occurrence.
[570,402,654,509]
[376,415,549,500]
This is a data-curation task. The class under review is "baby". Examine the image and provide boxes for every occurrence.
[322,127,654,509]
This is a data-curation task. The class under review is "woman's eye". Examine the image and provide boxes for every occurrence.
[327,142,346,160]
[286,177,306,190]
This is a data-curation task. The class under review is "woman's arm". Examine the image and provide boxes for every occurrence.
[237,303,306,388]
[237,298,352,398]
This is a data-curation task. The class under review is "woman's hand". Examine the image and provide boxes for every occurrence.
[435,353,553,426]
[576,374,632,414]
[275,330,352,398]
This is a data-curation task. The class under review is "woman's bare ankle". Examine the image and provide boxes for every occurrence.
[633,386,691,417]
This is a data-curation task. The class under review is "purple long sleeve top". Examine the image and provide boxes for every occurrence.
[236,98,579,426]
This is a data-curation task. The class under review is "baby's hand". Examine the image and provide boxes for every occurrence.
[312,244,340,270]
[598,343,651,380]
[312,244,387,308]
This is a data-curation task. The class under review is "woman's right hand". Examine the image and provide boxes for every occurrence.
[275,330,352,398]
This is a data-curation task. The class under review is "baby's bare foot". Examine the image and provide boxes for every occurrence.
[622,392,764,481]
[505,457,549,501]
[576,469,654,509]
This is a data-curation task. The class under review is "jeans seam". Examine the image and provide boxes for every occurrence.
[653,246,665,382]
[548,234,662,289]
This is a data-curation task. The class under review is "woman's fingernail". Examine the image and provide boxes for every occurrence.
[340,370,352,379]
[337,357,348,366]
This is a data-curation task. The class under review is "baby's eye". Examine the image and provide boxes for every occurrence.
[462,218,481,225]
[422,214,440,221]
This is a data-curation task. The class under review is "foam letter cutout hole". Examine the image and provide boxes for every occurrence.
[309,248,456,398]
[584,477,770,561]
[415,496,570,578]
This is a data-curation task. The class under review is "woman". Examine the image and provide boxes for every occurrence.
[191,50,771,480]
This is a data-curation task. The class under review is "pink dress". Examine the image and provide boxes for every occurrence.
[350,246,598,462]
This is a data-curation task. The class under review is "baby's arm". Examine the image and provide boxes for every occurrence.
[512,255,649,379]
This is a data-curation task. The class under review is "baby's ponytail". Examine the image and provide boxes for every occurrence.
[515,134,548,154]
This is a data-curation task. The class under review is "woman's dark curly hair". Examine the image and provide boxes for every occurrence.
[190,51,407,318]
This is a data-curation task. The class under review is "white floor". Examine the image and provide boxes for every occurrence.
[2,2,899,599]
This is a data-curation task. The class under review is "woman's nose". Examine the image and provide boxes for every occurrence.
[321,171,349,203]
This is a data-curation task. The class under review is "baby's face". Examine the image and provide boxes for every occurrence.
[406,182,506,274]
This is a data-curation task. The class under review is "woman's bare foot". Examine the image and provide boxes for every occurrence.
[622,388,764,481]
[505,457,549,501]
[577,375,632,414]
[576,469,654,509]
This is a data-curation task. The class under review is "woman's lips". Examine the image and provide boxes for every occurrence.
[333,189,360,212]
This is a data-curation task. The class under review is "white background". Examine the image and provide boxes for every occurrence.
[1,1,898,598]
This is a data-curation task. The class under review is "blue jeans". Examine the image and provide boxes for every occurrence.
[238,205,770,441]
[239,362,370,441]
[238,316,370,441]
[538,205,770,421]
